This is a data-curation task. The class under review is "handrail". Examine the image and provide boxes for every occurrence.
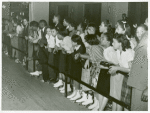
[46,63,131,110]
[2,35,28,70]
[2,42,27,55]
[2,37,131,110]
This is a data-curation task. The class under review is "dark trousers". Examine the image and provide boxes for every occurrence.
[18,37,27,62]
[6,36,12,57]
[48,50,56,79]
[54,50,61,80]
[39,47,49,81]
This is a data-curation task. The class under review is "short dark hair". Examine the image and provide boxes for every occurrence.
[54,14,61,22]
[103,32,113,46]
[113,34,131,51]
[70,20,77,29]
[79,22,87,31]
[39,20,47,26]
[58,28,68,37]
[71,34,83,45]
[85,34,99,45]
[88,22,96,29]
[23,17,29,22]
[64,17,71,24]
[30,21,39,27]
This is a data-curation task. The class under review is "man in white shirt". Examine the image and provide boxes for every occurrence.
[38,20,49,83]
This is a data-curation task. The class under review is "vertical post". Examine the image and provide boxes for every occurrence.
[65,75,68,97]
[26,40,28,70]
[33,44,35,72]
[129,87,132,111]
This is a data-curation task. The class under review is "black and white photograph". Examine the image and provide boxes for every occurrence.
[1,0,148,111]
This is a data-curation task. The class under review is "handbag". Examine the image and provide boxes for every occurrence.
[81,59,91,91]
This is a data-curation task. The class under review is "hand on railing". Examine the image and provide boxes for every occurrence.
[74,53,80,60]
[108,66,119,75]
[62,48,66,54]
[84,59,89,69]
[48,47,52,53]
[53,48,57,54]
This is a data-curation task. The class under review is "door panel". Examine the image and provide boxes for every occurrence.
[58,5,68,22]
[84,3,101,25]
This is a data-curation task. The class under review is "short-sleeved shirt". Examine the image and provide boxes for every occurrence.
[103,46,119,65]
[116,49,135,68]
[55,35,62,47]
[87,45,104,64]
[46,34,55,48]
[60,36,73,54]
[80,33,85,43]
[16,25,23,34]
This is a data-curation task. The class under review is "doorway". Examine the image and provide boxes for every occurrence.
[128,2,148,34]
[57,5,68,23]
[84,3,101,25]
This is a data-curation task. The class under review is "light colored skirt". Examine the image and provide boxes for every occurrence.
[110,73,124,101]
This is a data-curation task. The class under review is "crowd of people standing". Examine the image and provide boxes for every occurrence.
[2,13,148,111]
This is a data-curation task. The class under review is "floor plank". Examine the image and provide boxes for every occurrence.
[2,53,88,111]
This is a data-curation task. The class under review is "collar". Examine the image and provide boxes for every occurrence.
[42,27,45,32]
[55,23,58,27]
[66,26,69,29]
[134,32,148,51]
[75,45,81,51]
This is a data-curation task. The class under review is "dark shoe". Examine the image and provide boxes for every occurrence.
[49,78,57,83]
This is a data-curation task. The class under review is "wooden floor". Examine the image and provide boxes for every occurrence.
[2,53,88,111]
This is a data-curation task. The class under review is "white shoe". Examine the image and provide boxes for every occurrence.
[76,91,87,103]
[67,87,76,99]
[54,80,63,88]
[53,80,62,86]
[91,101,99,111]
[30,71,40,76]
[59,83,65,91]
[53,80,60,86]
[15,59,19,63]
[38,71,42,74]
[40,80,45,83]
[5,52,8,55]
[82,94,93,105]
[60,84,71,93]
[70,90,81,101]
[88,97,98,110]
[59,85,65,91]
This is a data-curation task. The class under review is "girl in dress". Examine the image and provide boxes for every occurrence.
[96,33,118,111]
[67,34,86,100]
[76,22,87,44]
[53,28,73,94]
[109,34,135,111]
[87,20,112,110]
[115,20,137,49]
[75,34,105,107]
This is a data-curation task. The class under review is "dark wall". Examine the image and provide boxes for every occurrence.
[128,2,148,25]
[49,2,101,25]
[10,2,29,19]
